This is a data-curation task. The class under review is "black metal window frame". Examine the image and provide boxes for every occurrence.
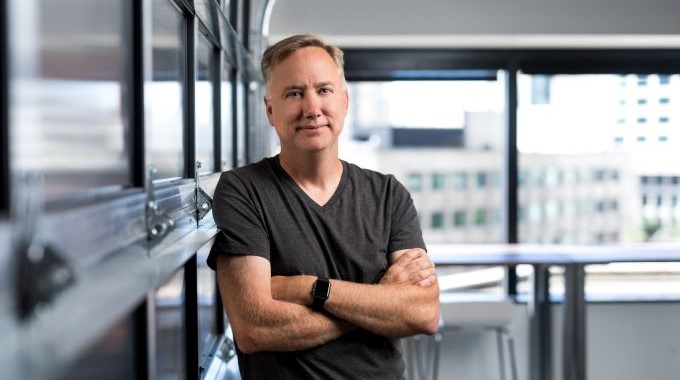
[343,47,680,296]
[2,0,260,378]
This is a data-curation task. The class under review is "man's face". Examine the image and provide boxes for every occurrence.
[264,46,349,155]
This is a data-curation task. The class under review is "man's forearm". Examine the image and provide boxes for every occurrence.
[232,299,354,353]
[217,254,355,354]
[273,275,440,338]
[325,279,439,337]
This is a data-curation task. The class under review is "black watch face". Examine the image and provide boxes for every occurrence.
[314,279,331,298]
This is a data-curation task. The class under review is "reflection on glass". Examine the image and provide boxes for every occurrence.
[348,79,506,295]
[196,36,215,174]
[146,0,185,179]
[156,269,186,380]
[197,241,218,360]
[221,60,234,171]
[11,0,129,197]
[517,73,680,299]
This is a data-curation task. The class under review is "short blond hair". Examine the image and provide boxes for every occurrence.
[261,34,345,95]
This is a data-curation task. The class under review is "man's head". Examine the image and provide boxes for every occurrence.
[261,35,349,156]
[261,34,345,98]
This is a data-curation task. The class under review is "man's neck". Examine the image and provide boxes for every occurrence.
[278,150,343,206]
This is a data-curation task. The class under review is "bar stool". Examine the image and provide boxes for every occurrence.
[406,293,518,380]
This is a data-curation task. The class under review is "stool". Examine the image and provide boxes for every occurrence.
[406,293,518,380]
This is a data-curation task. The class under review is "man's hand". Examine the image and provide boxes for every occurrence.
[380,248,436,287]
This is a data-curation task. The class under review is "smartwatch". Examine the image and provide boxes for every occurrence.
[311,277,331,311]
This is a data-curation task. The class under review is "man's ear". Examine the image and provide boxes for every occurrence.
[264,96,274,126]
[343,89,349,113]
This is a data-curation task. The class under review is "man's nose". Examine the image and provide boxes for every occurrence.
[302,93,322,119]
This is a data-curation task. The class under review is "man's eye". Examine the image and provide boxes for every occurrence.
[286,91,303,98]
[319,87,332,94]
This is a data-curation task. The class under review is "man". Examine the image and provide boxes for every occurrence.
[207,34,440,379]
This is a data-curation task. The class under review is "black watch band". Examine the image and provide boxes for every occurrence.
[311,277,331,311]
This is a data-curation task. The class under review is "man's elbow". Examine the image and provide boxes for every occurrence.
[416,287,441,335]
[234,327,270,354]
[417,304,441,335]
[423,313,440,335]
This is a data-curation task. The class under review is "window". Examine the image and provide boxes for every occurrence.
[197,242,218,361]
[474,209,487,226]
[406,173,423,192]
[431,212,445,229]
[452,172,468,190]
[431,173,446,190]
[519,72,680,300]
[347,79,505,246]
[453,210,466,227]
[146,0,186,179]
[476,171,488,188]
[221,58,234,170]
[195,35,216,174]
[11,0,129,197]
[155,269,186,379]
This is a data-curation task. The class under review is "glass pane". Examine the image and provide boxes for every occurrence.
[518,73,680,299]
[146,0,185,179]
[195,36,215,174]
[347,78,507,294]
[53,316,136,380]
[155,269,186,380]
[234,74,247,167]
[197,241,217,360]
[10,0,129,197]
[220,60,234,170]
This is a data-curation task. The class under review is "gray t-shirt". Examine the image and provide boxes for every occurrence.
[208,155,425,380]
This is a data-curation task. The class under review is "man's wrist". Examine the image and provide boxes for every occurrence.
[311,277,331,311]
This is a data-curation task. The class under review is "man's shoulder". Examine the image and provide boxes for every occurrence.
[221,157,276,182]
[345,160,394,181]
[344,161,400,189]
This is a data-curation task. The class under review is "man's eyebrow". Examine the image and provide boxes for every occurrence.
[282,82,336,93]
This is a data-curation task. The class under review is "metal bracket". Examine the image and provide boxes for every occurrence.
[17,241,76,321]
[13,173,75,321]
[145,165,175,244]
[195,161,213,223]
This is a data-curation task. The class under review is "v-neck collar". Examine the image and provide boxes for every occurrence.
[273,155,348,211]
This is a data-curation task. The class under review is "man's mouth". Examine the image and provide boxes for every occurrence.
[297,125,326,131]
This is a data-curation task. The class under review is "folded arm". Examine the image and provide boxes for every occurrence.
[216,254,354,354]
[271,248,440,338]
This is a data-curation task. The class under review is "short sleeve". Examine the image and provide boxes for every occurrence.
[207,171,271,270]
[387,176,426,253]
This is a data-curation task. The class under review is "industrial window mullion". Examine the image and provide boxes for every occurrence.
[130,0,145,188]
[241,0,250,51]
[231,69,240,167]
[504,60,519,298]
[213,48,221,173]
[184,254,199,380]
[133,294,155,380]
[185,14,196,179]
[0,0,9,214]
